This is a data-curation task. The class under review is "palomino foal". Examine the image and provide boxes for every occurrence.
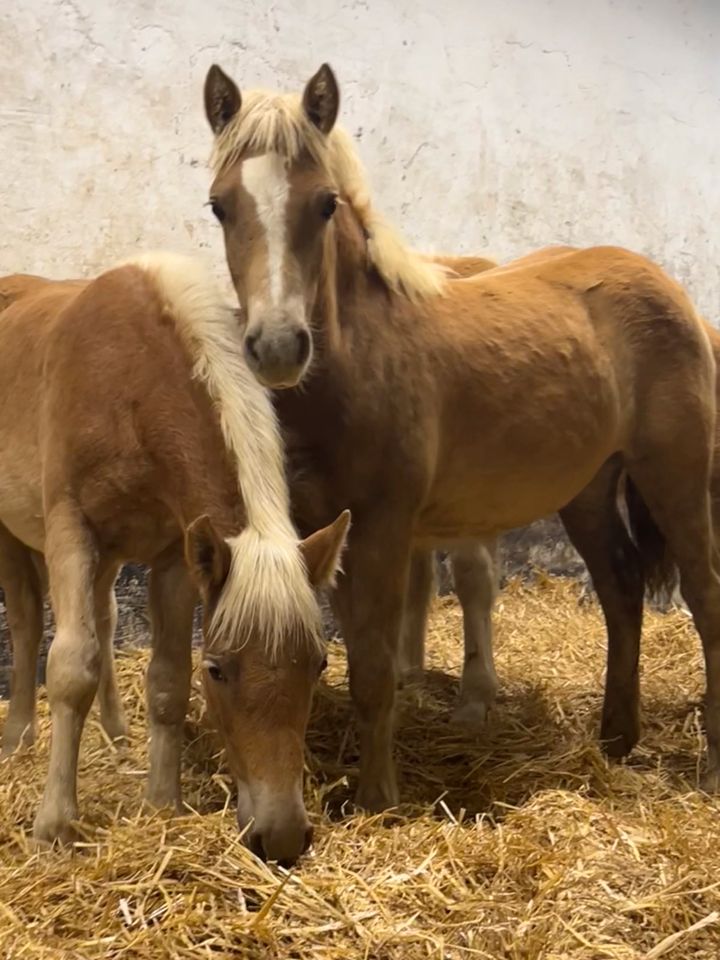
[0,256,348,863]
[204,65,720,812]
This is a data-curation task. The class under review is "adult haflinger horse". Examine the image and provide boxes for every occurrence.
[0,256,349,863]
[203,63,720,812]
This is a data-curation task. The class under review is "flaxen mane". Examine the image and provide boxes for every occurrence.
[123,252,323,654]
[210,90,448,302]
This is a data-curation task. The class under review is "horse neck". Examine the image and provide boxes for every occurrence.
[311,204,384,362]
[161,378,247,540]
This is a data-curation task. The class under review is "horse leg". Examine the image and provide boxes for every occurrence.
[0,528,44,755]
[450,539,500,730]
[559,460,645,757]
[94,568,128,745]
[334,514,412,811]
[33,506,102,844]
[398,548,436,681]
[626,460,720,791]
[145,552,195,809]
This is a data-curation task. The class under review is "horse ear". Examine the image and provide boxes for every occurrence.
[204,65,242,134]
[299,509,351,588]
[185,515,232,595]
[302,63,340,134]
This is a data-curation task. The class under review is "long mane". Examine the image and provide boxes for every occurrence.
[210,89,448,302]
[122,251,323,655]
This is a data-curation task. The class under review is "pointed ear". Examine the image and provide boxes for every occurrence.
[299,509,351,588]
[185,515,232,595]
[204,64,242,135]
[302,63,340,134]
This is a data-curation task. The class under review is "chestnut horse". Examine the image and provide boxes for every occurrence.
[0,255,348,863]
[408,248,720,730]
[203,63,720,811]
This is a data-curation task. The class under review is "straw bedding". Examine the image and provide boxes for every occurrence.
[1,576,719,959]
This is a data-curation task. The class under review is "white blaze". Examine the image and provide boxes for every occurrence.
[241,154,290,307]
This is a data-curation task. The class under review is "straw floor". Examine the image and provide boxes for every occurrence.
[1,576,719,959]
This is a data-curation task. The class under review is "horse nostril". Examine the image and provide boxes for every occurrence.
[245,332,260,363]
[295,328,311,366]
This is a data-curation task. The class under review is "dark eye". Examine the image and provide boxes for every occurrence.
[320,194,338,221]
[209,198,226,223]
[319,656,328,675]
[205,661,226,682]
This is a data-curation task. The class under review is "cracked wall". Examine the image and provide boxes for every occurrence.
[1,0,718,316]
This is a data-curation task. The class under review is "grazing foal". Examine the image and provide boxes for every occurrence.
[0,256,348,863]
[203,64,720,811]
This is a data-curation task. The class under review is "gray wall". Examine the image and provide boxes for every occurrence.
[1,0,718,316]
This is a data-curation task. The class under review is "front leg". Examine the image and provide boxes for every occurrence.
[145,553,196,810]
[450,539,499,729]
[334,514,413,812]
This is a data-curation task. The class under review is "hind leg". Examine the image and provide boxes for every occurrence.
[398,549,436,681]
[0,528,44,755]
[450,539,499,730]
[627,462,720,790]
[34,505,103,844]
[94,569,128,745]
[560,460,645,757]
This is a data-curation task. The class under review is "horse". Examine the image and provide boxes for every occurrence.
[0,254,349,864]
[404,247,718,727]
[202,62,720,812]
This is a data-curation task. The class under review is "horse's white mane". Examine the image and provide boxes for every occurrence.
[120,251,323,655]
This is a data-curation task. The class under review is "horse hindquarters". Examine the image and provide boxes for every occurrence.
[622,305,720,789]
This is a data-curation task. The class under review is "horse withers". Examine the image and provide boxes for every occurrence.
[0,256,349,864]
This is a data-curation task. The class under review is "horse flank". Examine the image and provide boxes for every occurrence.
[210,90,447,302]
[124,252,323,653]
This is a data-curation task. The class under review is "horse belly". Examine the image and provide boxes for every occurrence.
[420,363,622,539]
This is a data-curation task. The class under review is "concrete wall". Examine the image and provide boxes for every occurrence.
[1,0,718,316]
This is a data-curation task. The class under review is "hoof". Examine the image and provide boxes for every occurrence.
[451,699,491,732]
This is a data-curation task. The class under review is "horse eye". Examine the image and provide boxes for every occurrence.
[320,194,337,221]
[209,199,226,223]
[205,661,226,683]
[319,656,328,675]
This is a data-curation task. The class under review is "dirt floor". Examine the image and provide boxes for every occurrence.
[1,576,718,959]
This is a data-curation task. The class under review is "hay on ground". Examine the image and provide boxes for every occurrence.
[1,577,719,959]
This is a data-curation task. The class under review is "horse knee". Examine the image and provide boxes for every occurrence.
[147,661,190,726]
[46,628,100,713]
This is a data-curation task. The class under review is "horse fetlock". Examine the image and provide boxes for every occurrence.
[451,697,493,731]
[99,704,129,745]
[600,698,640,758]
[354,766,399,812]
[33,797,79,846]
[144,784,183,812]
[1,716,35,756]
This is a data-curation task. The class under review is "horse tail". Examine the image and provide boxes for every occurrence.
[623,475,678,600]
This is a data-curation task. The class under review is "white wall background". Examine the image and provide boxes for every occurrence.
[1,0,718,316]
